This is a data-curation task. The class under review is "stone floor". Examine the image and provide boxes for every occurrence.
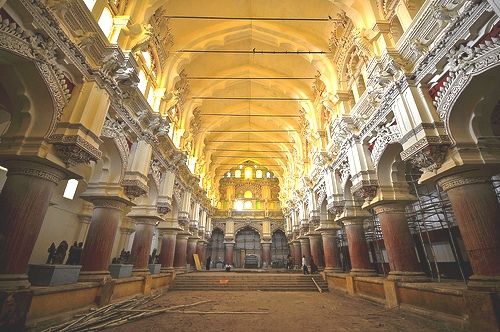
[106,290,460,332]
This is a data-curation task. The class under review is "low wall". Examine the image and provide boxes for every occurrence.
[26,272,174,330]
[323,272,500,331]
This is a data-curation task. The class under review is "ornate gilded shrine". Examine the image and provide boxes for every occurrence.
[209,161,288,268]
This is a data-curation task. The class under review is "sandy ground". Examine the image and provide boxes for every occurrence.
[105,290,458,332]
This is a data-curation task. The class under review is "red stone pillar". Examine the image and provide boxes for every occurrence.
[299,237,311,263]
[224,242,235,265]
[173,233,189,271]
[343,219,377,276]
[129,218,156,275]
[320,228,341,272]
[308,234,323,269]
[439,173,500,289]
[292,240,302,269]
[0,160,66,289]
[187,236,199,269]
[79,197,129,281]
[158,230,177,272]
[261,242,271,268]
[374,203,427,281]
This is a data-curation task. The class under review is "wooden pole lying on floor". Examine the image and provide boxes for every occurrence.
[311,277,323,293]
[43,295,270,331]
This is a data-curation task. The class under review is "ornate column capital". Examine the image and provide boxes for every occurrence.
[438,172,491,192]
[2,159,67,184]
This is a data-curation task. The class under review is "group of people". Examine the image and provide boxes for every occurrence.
[286,254,319,274]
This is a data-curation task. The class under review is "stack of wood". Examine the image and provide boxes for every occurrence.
[43,294,269,331]
[43,294,211,331]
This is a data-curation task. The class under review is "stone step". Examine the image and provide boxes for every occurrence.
[169,274,328,292]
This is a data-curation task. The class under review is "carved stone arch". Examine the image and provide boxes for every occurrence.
[235,224,262,239]
[101,117,130,180]
[435,39,500,146]
[0,12,72,136]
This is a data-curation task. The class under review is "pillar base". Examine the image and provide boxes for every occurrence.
[78,271,112,282]
[387,271,429,282]
[132,269,150,277]
[349,268,377,277]
[467,275,500,292]
[323,267,343,273]
[160,267,175,273]
[0,274,30,290]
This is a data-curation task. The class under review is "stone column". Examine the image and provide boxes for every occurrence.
[77,202,93,243]
[79,197,129,281]
[158,230,177,272]
[129,218,157,275]
[308,233,323,269]
[373,202,427,281]
[320,228,342,272]
[261,242,271,269]
[292,240,302,269]
[439,173,500,290]
[343,219,377,276]
[299,237,311,263]
[186,236,199,269]
[224,241,235,265]
[173,233,189,272]
[0,160,66,289]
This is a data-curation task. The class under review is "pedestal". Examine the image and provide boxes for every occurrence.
[79,197,129,282]
[374,203,427,282]
[108,264,133,279]
[148,264,161,275]
[0,159,66,289]
[439,173,500,290]
[27,264,81,286]
[343,219,377,276]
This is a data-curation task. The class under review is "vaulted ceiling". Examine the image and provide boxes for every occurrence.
[134,0,381,201]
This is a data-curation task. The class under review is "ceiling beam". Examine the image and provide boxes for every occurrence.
[204,129,296,133]
[187,76,316,80]
[199,113,300,118]
[191,96,309,101]
[205,140,295,143]
[174,49,327,54]
[163,15,339,22]
[207,149,288,152]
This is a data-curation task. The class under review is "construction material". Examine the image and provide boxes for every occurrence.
[42,295,213,331]
[311,277,323,293]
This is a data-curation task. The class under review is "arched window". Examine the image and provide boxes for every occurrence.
[234,200,244,210]
[266,171,271,178]
[244,167,253,179]
[226,172,231,177]
[97,7,114,39]
[234,170,242,178]
[244,201,253,209]
[256,170,263,178]
[244,190,253,199]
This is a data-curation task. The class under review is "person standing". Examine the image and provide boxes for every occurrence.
[302,255,309,275]
[206,256,211,270]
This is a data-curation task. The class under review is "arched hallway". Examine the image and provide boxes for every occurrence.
[0,0,500,331]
